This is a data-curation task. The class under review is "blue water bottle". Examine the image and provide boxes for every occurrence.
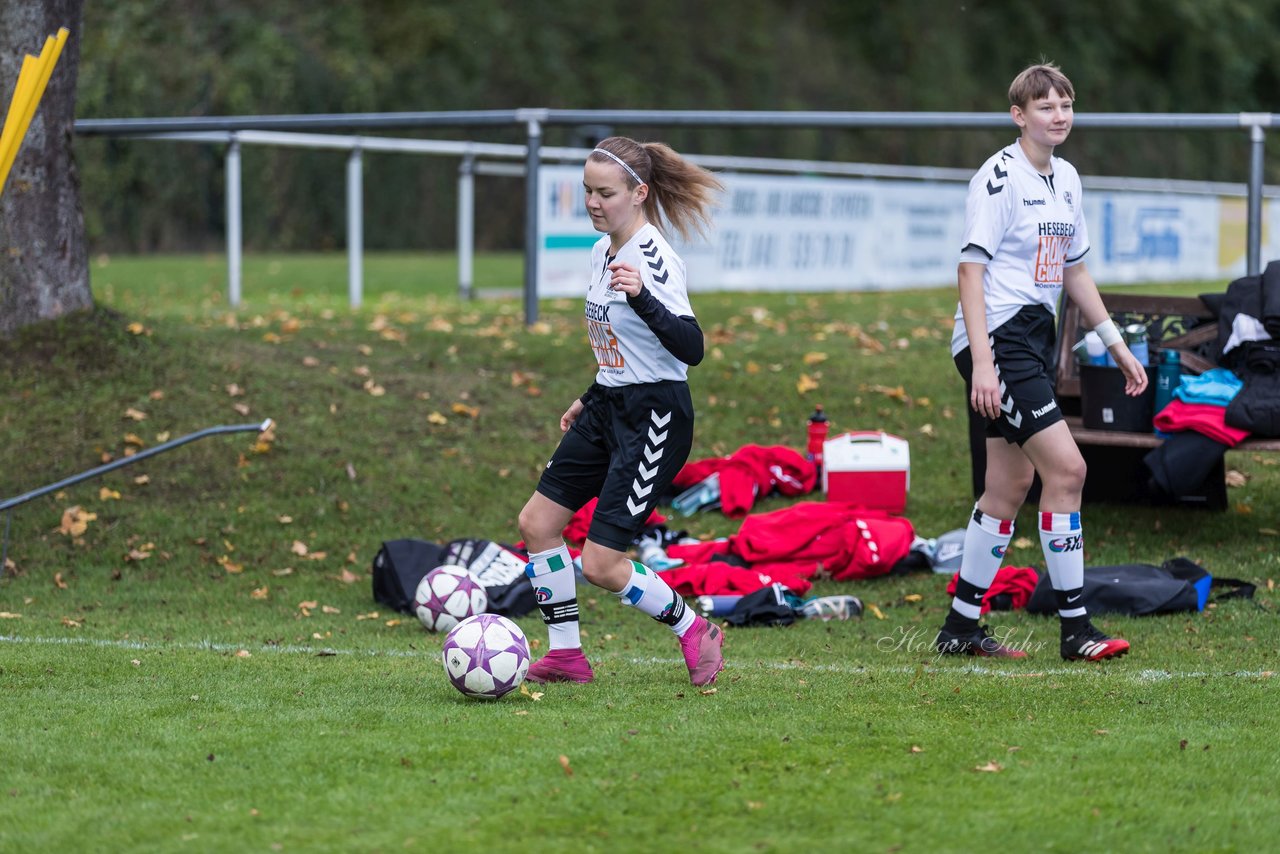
[1153,349,1181,436]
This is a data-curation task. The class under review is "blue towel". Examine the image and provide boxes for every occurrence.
[1173,367,1242,407]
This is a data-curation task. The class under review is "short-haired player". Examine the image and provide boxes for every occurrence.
[936,63,1147,662]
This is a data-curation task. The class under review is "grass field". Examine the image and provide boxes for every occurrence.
[2,253,1277,852]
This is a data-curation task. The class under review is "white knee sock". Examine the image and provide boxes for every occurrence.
[525,544,580,650]
[947,505,1015,622]
[1039,511,1087,620]
[616,560,697,637]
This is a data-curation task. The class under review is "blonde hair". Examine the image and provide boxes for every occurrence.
[588,136,724,242]
[1008,63,1075,108]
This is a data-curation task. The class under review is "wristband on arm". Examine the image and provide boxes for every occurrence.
[1094,319,1124,348]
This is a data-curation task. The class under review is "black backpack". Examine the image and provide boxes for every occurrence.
[1025,557,1254,617]
[370,538,537,618]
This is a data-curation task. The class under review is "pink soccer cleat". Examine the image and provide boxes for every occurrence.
[680,616,725,686]
[525,648,595,684]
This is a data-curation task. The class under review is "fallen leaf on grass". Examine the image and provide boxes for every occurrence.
[1012,536,1034,550]
[746,801,765,810]
[974,761,1003,773]
[291,541,310,556]
[1225,469,1248,487]
[58,506,97,537]
[355,611,380,621]
[134,475,150,486]
[251,587,269,600]
[337,569,360,584]
[909,745,924,754]
[235,649,251,658]
[868,604,886,620]
[802,351,828,365]
[451,402,480,418]
[427,412,448,425]
[384,619,401,627]
[903,594,922,603]
[54,573,68,589]
[98,487,121,501]
[796,374,820,395]
[869,384,911,404]
[1093,729,1109,736]
[272,567,294,577]
[0,612,21,619]
[218,555,243,574]
[700,688,718,696]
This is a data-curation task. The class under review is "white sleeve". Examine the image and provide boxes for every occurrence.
[1065,176,1090,266]
[960,161,1013,259]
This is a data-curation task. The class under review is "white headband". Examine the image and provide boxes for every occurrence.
[592,148,644,186]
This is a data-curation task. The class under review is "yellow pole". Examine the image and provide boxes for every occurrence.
[0,55,40,170]
[0,27,69,198]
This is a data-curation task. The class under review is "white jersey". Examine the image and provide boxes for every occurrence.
[950,140,1090,355]
[586,223,694,386]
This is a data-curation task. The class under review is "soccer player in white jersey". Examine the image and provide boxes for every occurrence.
[935,64,1148,662]
[517,136,726,686]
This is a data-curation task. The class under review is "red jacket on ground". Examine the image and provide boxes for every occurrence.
[673,445,817,517]
[945,566,1040,613]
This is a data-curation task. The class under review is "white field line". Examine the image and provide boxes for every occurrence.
[1,633,1275,683]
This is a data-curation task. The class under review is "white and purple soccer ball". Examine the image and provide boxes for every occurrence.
[441,613,531,700]
[413,565,487,633]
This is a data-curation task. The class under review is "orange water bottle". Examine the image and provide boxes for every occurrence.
[806,404,829,474]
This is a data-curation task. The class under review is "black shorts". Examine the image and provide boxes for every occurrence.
[536,380,695,551]
[955,304,1063,446]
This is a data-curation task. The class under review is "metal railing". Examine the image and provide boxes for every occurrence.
[76,109,1279,322]
[0,420,273,578]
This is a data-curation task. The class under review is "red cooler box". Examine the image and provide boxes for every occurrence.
[821,431,910,513]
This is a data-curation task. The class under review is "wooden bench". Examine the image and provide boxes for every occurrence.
[1052,292,1280,507]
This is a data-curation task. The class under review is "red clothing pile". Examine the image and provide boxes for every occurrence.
[673,445,817,517]
[660,501,915,597]
[945,566,1040,614]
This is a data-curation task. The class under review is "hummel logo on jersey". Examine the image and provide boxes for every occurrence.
[648,256,669,285]
[1023,198,1046,206]
[1048,535,1083,553]
[641,239,658,257]
[1031,401,1058,418]
[986,162,1008,195]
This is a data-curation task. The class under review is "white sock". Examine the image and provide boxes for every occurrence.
[616,560,697,637]
[524,544,580,650]
[947,505,1014,621]
[1039,511,1087,620]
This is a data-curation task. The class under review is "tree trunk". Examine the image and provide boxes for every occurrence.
[0,0,90,338]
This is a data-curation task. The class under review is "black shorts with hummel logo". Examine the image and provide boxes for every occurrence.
[954,304,1063,446]
[536,380,694,551]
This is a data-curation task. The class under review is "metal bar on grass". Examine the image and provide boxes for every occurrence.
[0,420,274,514]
